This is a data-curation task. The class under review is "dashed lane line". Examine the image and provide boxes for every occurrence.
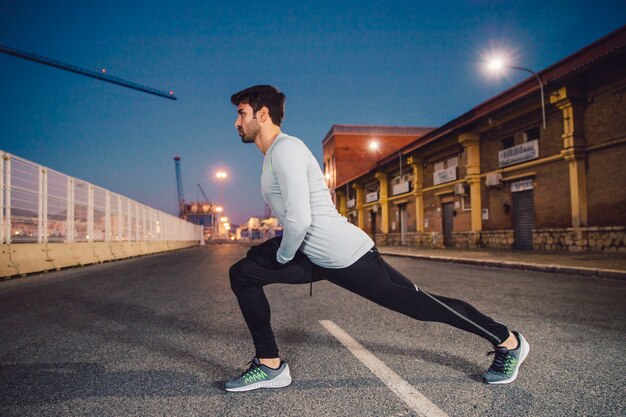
[319,320,449,417]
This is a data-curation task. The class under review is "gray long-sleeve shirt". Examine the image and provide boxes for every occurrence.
[261,133,374,269]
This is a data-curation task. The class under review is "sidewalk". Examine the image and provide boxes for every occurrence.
[376,245,626,280]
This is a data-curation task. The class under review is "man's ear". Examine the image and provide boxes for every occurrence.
[258,106,270,123]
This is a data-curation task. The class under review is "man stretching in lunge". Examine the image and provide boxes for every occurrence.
[225,85,529,392]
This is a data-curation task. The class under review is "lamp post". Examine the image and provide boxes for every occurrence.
[486,58,546,129]
[214,170,228,239]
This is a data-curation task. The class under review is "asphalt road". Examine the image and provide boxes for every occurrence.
[1,243,624,416]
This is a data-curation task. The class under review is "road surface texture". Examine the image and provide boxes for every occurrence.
[1,243,624,416]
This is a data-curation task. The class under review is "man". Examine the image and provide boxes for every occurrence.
[225,85,529,392]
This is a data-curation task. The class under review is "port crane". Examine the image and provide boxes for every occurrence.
[0,43,176,100]
[197,184,210,202]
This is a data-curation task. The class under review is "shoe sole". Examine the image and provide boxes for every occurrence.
[486,332,530,385]
[225,367,292,392]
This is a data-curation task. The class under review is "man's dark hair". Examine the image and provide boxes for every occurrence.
[230,85,286,126]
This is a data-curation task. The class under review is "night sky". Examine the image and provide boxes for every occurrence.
[1,1,624,225]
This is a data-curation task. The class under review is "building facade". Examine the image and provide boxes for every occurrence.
[329,26,626,253]
[322,125,433,204]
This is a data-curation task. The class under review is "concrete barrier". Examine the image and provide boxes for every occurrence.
[0,241,200,278]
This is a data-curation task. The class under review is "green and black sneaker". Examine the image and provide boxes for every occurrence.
[483,331,529,384]
[225,358,292,392]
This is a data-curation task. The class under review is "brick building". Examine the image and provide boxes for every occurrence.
[322,125,433,204]
[329,26,626,253]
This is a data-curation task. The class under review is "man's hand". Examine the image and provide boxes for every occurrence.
[246,236,286,269]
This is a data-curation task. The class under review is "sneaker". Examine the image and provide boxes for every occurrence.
[483,331,530,384]
[225,358,292,392]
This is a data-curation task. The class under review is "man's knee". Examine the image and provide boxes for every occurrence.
[229,259,245,292]
[229,258,255,293]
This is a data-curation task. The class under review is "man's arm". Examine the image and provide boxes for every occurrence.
[271,139,312,264]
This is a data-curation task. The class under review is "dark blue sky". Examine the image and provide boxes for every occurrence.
[1,1,624,224]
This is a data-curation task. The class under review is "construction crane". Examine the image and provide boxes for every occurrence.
[0,43,177,100]
[174,156,185,218]
[197,184,210,202]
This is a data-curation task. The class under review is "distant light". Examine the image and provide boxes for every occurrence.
[216,171,228,179]
[101,68,106,73]
[368,140,380,152]
[169,90,174,95]
[325,173,331,180]
[215,206,223,212]
[220,217,228,222]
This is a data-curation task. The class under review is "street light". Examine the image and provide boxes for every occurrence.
[214,170,228,238]
[485,57,546,130]
[368,139,404,177]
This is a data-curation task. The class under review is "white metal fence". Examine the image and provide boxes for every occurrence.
[1,151,202,244]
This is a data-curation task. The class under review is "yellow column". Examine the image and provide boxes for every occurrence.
[564,150,588,227]
[336,190,346,216]
[459,132,482,231]
[550,87,588,227]
[352,183,365,230]
[409,157,424,232]
[375,172,389,233]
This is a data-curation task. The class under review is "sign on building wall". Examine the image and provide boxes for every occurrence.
[392,181,410,195]
[365,191,379,203]
[511,179,534,192]
[499,140,539,167]
[433,166,457,185]
[347,198,356,208]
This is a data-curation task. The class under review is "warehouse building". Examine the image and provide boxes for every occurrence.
[327,26,626,252]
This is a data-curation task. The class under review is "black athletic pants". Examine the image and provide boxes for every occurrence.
[229,240,510,359]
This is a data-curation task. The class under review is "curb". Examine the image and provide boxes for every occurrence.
[377,250,626,280]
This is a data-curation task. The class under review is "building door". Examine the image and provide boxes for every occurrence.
[399,204,408,245]
[369,210,377,242]
[513,190,535,249]
[443,202,454,247]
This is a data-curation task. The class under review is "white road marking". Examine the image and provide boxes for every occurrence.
[320,320,449,417]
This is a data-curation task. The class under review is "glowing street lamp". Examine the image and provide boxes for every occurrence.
[485,56,546,129]
[368,139,403,177]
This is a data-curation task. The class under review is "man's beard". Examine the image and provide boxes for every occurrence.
[239,126,260,144]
